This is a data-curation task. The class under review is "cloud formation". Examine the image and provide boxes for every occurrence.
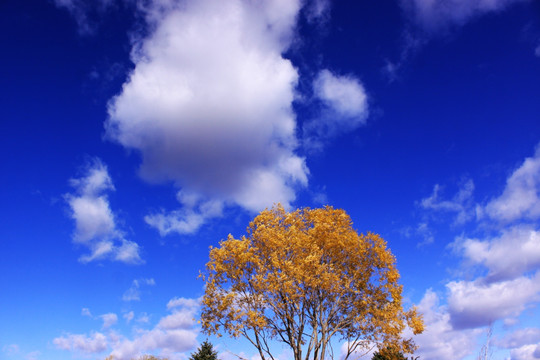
[107,0,309,235]
[66,159,142,263]
[55,297,200,360]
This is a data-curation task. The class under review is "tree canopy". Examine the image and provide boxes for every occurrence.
[201,205,423,360]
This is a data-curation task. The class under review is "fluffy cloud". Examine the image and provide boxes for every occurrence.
[53,332,108,354]
[447,273,540,329]
[453,226,540,281]
[122,278,156,302]
[483,145,540,222]
[401,0,530,32]
[304,69,368,151]
[414,289,479,360]
[106,0,309,235]
[66,159,142,264]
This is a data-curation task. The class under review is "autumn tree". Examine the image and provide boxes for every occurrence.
[201,205,423,360]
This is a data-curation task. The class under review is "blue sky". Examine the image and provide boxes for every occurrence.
[1,0,540,359]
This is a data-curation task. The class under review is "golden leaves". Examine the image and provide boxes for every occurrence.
[200,205,423,359]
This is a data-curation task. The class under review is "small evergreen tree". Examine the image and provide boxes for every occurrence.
[189,340,218,360]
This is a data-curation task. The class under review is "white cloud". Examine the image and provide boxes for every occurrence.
[420,179,475,224]
[536,44,540,57]
[81,308,92,317]
[401,0,530,33]
[453,226,540,281]
[414,289,479,360]
[66,159,142,264]
[484,145,540,223]
[100,313,118,329]
[53,332,108,354]
[106,0,308,235]
[447,273,540,329]
[305,69,369,151]
[166,297,200,310]
[122,278,156,302]
[313,69,368,119]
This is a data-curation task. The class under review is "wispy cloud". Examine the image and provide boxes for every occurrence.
[122,278,156,302]
[65,159,142,264]
[400,0,530,34]
[420,179,476,225]
[53,0,114,35]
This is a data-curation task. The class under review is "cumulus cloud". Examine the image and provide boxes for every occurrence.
[65,159,142,264]
[447,273,540,329]
[106,0,309,235]
[122,278,156,302]
[414,289,479,360]
[304,69,369,151]
[483,145,540,223]
[53,332,108,354]
[452,226,540,281]
[401,0,530,33]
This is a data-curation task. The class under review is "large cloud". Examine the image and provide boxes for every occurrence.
[447,273,540,329]
[65,159,142,264]
[106,0,309,234]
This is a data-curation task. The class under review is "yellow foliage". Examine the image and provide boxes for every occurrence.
[201,205,423,360]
